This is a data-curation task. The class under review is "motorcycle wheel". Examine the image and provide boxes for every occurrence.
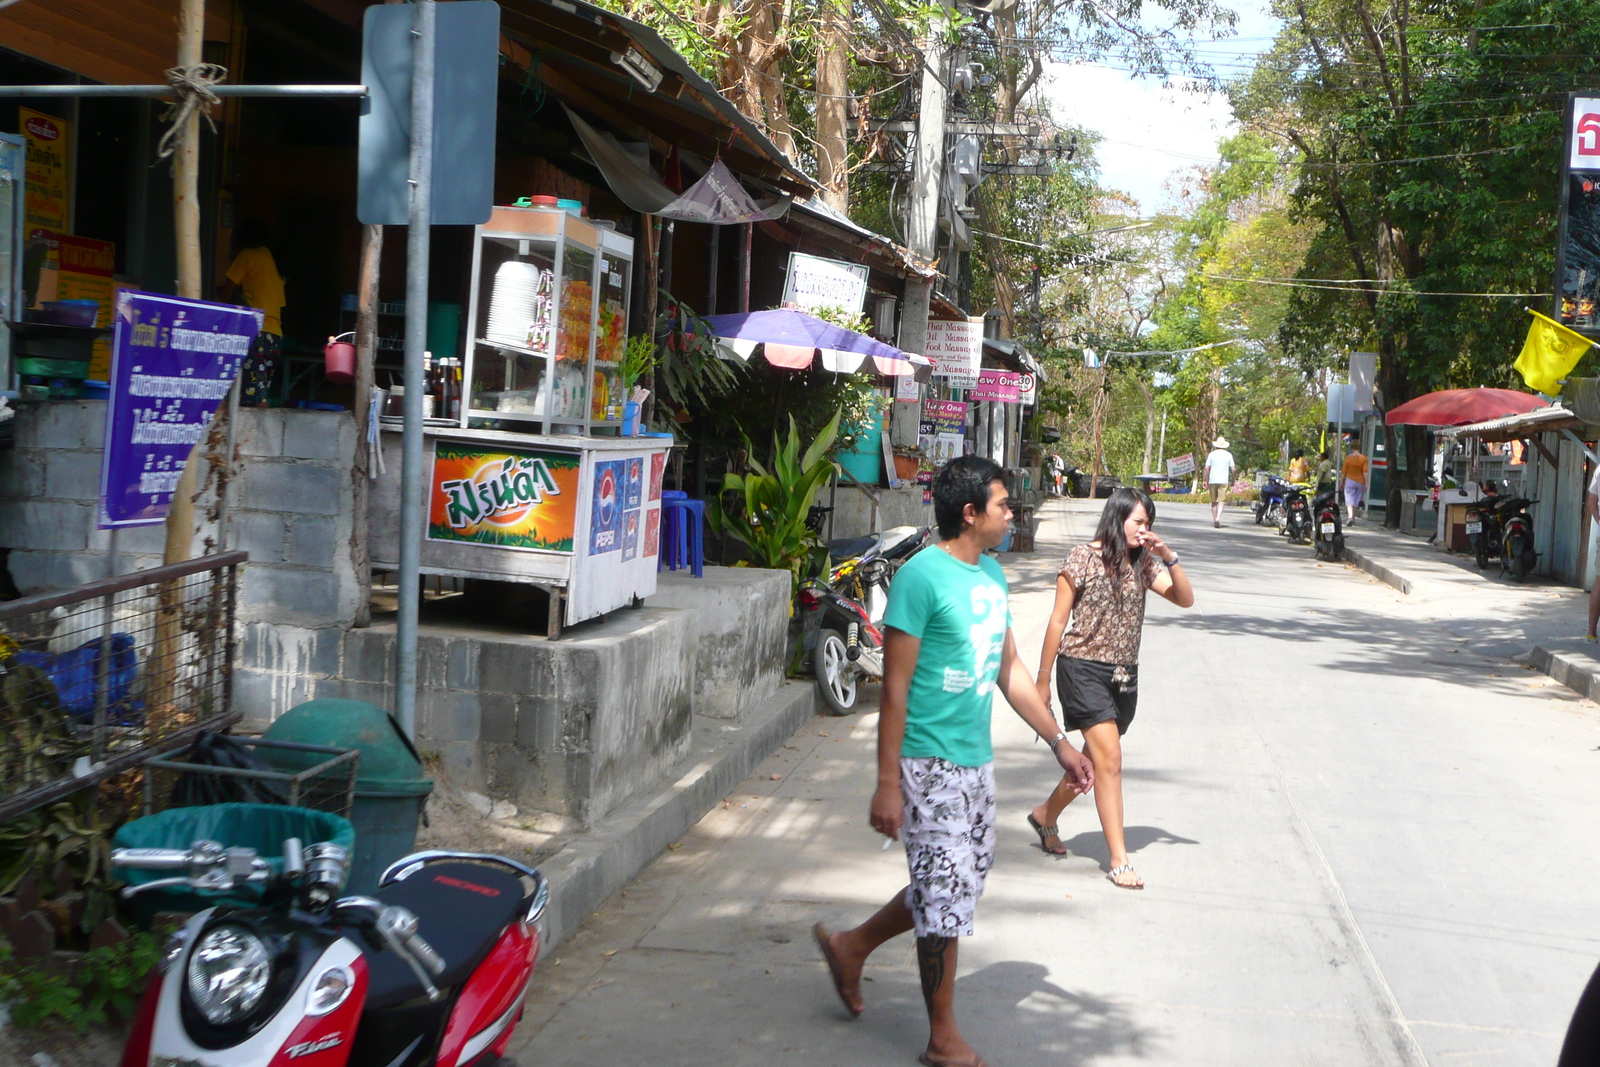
[1474,533,1491,570]
[815,628,858,715]
[1507,534,1531,582]
[1331,533,1345,559]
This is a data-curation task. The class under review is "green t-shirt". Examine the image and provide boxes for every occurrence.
[882,545,1012,767]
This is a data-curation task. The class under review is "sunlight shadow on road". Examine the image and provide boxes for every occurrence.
[1049,825,1200,870]
[958,960,1160,1065]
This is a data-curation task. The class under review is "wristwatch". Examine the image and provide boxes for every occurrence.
[1163,553,1180,567]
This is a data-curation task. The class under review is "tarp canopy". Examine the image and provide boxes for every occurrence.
[696,308,928,377]
[564,105,791,223]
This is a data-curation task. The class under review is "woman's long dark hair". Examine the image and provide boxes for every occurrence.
[1093,486,1157,589]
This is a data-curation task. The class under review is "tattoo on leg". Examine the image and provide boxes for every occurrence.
[916,935,950,1009]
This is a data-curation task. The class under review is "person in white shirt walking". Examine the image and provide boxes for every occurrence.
[1203,437,1236,528]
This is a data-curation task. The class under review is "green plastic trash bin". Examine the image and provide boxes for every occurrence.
[261,699,434,894]
[113,803,353,924]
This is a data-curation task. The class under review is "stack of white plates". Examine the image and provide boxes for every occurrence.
[486,261,550,351]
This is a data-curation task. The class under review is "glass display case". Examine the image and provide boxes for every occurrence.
[462,205,632,432]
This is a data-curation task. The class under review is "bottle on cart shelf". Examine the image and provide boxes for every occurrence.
[446,358,463,420]
[421,351,437,419]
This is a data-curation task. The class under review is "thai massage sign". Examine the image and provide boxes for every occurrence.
[924,318,982,387]
[100,293,262,527]
[970,369,1030,403]
[428,443,579,552]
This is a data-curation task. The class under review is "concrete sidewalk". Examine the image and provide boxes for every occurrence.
[1332,515,1600,697]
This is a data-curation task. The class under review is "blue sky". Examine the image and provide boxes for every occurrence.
[1040,0,1283,212]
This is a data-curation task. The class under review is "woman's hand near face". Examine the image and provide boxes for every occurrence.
[1139,529,1176,563]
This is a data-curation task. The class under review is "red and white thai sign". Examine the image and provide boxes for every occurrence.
[970,369,1030,403]
[1571,97,1600,171]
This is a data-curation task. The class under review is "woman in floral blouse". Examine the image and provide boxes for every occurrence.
[1027,488,1194,888]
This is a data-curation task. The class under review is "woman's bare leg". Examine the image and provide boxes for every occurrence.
[1080,720,1140,886]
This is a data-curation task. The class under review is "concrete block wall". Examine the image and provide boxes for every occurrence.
[829,484,933,541]
[286,611,696,828]
[647,567,787,719]
[1,401,364,729]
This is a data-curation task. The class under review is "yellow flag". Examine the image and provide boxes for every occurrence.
[1513,309,1593,395]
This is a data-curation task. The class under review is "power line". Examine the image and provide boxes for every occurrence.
[1204,275,1548,298]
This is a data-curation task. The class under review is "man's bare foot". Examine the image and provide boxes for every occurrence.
[813,923,864,1016]
[920,1041,989,1066]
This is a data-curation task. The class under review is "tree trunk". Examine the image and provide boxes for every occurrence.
[351,223,382,627]
[815,0,850,213]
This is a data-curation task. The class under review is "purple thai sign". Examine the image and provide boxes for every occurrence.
[99,292,262,528]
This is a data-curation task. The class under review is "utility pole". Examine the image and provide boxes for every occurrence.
[395,0,436,738]
[893,6,948,449]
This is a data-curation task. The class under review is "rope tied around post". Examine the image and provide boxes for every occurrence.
[156,63,228,160]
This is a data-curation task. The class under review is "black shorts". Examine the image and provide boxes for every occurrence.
[1055,656,1138,736]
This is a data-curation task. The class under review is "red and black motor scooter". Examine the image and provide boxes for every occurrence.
[113,839,547,1067]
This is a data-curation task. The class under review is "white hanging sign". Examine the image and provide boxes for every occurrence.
[782,252,871,315]
[925,318,982,387]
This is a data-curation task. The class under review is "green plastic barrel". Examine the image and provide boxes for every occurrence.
[261,699,434,894]
[836,407,885,487]
[114,804,353,925]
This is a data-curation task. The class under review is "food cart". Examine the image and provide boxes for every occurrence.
[371,205,671,637]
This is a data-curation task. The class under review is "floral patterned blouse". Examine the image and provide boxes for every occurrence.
[1056,543,1164,666]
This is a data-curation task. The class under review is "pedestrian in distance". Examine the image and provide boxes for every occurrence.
[1341,442,1370,524]
[1028,487,1195,889]
[1287,449,1310,484]
[1312,450,1335,489]
[1203,436,1235,527]
[218,218,286,408]
[813,456,1096,1067]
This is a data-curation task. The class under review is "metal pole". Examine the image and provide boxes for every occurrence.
[93,529,119,762]
[0,84,369,97]
[395,0,435,738]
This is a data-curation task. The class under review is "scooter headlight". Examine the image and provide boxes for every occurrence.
[187,924,271,1025]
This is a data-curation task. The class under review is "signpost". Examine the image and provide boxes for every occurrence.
[1166,453,1196,479]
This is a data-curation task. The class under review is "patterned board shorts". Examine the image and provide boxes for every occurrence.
[900,757,997,938]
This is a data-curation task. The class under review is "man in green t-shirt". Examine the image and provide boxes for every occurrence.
[814,456,1095,1067]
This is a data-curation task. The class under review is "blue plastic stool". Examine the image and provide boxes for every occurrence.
[659,491,705,578]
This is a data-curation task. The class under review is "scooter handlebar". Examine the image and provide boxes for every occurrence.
[406,932,446,977]
[110,848,193,871]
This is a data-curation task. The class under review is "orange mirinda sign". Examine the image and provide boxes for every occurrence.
[427,443,579,553]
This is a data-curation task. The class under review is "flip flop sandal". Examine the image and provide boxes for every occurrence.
[1108,863,1144,890]
[919,1054,990,1067]
[1027,813,1067,855]
[813,923,863,1017]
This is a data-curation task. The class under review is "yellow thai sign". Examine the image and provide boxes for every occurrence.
[427,443,579,553]
[19,107,69,236]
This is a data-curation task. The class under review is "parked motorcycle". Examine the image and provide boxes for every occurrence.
[1465,493,1505,571]
[1282,484,1313,545]
[115,839,546,1067]
[1251,473,1292,527]
[1496,496,1539,581]
[798,527,929,715]
[1311,485,1345,561]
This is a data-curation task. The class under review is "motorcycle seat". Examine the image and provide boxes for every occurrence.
[827,535,878,560]
[356,861,527,1009]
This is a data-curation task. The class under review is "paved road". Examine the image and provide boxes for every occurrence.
[510,500,1600,1066]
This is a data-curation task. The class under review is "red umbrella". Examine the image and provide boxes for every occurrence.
[1385,387,1549,427]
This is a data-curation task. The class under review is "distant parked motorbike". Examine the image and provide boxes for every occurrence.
[1311,485,1345,561]
[1464,494,1505,571]
[1495,496,1539,581]
[1282,483,1313,545]
[798,527,930,715]
[1251,473,1292,527]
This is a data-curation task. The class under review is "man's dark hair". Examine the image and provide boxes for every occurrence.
[1292,449,1304,459]
[233,218,273,253]
[1320,450,1330,460]
[932,456,1004,539]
